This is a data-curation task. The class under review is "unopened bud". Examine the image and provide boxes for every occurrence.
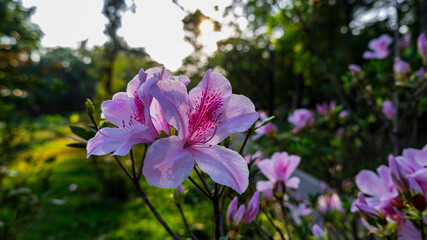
[85,98,95,115]
[411,194,427,213]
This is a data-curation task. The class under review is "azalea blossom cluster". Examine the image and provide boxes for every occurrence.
[86,67,259,194]
[353,145,427,239]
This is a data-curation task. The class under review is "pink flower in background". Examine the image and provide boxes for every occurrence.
[339,110,349,119]
[316,101,336,116]
[285,202,312,225]
[252,112,277,140]
[348,64,361,74]
[288,109,315,134]
[312,224,325,238]
[363,34,393,59]
[382,100,395,120]
[86,67,179,158]
[398,34,411,50]
[256,152,301,194]
[417,67,426,82]
[143,69,259,194]
[393,58,411,77]
[318,193,343,213]
[244,150,263,164]
[418,33,427,62]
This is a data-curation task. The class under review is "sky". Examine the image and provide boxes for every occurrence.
[21,0,235,71]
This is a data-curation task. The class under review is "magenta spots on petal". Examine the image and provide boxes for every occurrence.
[132,92,146,125]
[186,88,224,146]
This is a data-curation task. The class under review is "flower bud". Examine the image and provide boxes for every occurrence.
[173,184,185,204]
[407,176,427,212]
[418,33,427,62]
[393,58,411,81]
[226,197,238,225]
[85,98,95,115]
[389,155,409,193]
[243,191,260,224]
[348,64,361,74]
[382,101,395,120]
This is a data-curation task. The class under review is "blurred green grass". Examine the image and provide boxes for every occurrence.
[5,115,214,240]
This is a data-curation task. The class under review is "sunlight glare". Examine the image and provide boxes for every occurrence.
[199,19,214,35]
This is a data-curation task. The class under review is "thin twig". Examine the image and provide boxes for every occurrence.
[188,176,211,199]
[239,129,252,155]
[113,155,133,180]
[133,180,181,240]
[176,203,198,240]
[213,183,221,240]
[137,144,148,179]
[279,202,292,240]
[194,166,211,194]
[261,207,285,240]
[253,222,273,240]
[130,149,136,178]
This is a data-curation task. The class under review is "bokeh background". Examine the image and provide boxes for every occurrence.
[1,0,426,239]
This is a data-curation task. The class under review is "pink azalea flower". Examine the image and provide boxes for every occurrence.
[348,64,361,74]
[363,34,393,59]
[353,165,398,213]
[244,150,263,164]
[316,101,336,116]
[256,152,301,194]
[288,109,315,134]
[252,112,277,140]
[418,33,427,62]
[318,193,343,213]
[86,67,185,158]
[382,100,395,120]
[143,69,259,194]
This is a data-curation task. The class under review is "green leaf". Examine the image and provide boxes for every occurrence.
[254,116,275,130]
[66,143,87,149]
[70,125,92,140]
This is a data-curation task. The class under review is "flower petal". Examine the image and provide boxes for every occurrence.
[143,136,194,188]
[113,124,154,155]
[189,145,249,194]
[101,99,133,128]
[355,170,387,197]
[208,94,259,145]
[257,159,277,181]
[86,128,128,158]
[150,79,190,140]
[256,180,273,192]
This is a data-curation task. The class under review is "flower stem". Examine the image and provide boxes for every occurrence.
[114,155,181,240]
[239,128,253,155]
[260,207,285,240]
[188,176,211,198]
[421,219,425,240]
[279,202,291,240]
[133,180,181,240]
[176,203,198,240]
[213,183,221,240]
